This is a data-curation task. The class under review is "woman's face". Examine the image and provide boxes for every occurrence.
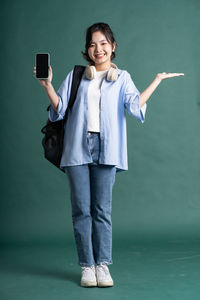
[87,31,116,68]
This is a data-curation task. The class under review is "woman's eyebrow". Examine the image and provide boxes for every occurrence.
[90,39,107,43]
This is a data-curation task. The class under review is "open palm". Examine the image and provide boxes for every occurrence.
[156,72,184,82]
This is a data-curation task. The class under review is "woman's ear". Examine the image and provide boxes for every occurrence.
[112,42,116,52]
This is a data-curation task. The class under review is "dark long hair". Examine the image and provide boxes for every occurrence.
[81,22,117,65]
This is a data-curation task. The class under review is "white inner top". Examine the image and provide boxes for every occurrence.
[87,70,108,132]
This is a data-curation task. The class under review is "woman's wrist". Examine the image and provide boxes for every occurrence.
[44,81,52,90]
[155,75,162,85]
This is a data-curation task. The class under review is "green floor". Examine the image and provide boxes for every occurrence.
[1,238,200,300]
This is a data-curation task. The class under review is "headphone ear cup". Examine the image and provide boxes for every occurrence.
[107,67,112,81]
[85,65,96,80]
[107,67,118,81]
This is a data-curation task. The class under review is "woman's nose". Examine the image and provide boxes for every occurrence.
[95,44,102,53]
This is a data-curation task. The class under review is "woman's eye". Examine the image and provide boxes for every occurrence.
[89,43,106,47]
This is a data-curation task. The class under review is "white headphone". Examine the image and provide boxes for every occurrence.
[85,62,118,82]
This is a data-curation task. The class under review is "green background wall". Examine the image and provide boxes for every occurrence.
[1,0,200,246]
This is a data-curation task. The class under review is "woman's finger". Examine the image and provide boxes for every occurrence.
[168,73,184,77]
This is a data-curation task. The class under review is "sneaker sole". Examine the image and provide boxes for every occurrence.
[81,280,97,287]
[97,280,114,287]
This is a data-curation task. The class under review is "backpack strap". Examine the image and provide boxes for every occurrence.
[63,65,86,121]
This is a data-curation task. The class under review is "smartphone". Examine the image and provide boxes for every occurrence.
[36,53,50,79]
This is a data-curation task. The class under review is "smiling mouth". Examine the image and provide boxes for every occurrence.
[95,54,105,58]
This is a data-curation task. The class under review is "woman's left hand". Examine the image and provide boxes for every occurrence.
[156,72,184,82]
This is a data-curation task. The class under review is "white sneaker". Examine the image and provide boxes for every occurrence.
[96,263,114,287]
[80,265,97,287]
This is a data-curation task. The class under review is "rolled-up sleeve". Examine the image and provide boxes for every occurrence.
[48,69,74,122]
[123,71,147,123]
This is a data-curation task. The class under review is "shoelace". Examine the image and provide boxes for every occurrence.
[82,266,95,274]
[96,264,109,276]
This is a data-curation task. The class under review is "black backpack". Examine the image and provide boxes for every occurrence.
[41,65,86,172]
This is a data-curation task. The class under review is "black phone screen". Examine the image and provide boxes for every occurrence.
[36,53,49,79]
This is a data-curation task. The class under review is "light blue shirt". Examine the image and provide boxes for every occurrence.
[49,67,147,173]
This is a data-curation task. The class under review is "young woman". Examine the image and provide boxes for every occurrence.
[33,22,184,288]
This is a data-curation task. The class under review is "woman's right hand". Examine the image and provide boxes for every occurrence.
[33,65,53,88]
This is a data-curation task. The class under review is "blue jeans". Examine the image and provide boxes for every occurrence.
[64,132,116,267]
